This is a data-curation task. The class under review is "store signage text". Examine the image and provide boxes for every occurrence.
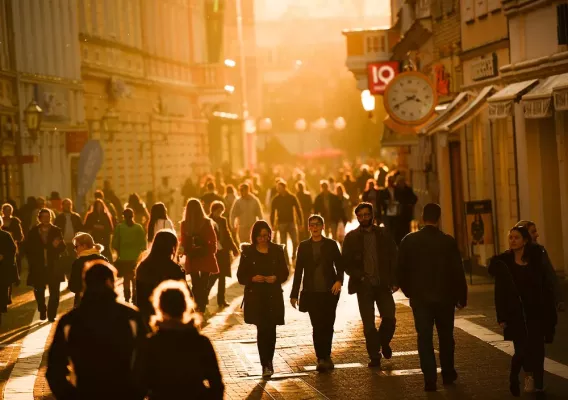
[471,53,498,81]
[368,62,400,95]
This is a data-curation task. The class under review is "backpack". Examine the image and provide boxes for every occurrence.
[184,222,208,260]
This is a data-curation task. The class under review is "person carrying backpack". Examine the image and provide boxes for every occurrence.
[180,199,219,314]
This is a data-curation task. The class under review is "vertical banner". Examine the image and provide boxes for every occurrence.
[465,200,495,266]
[76,140,104,214]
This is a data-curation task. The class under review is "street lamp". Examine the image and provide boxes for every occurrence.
[24,100,43,142]
[102,108,119,141]
[224,59,236,67]
[334,117,346,131]
[361,90,376,118]
[224,84,235,94]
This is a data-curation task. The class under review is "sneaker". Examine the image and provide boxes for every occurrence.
[262,366,273,378]
[524,376,535,393]
[39,311,47,321]
[316,359,327,372]
[381,344,393,360]
[368,358,381,368]
[324,357,335,370]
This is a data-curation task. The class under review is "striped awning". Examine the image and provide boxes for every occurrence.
[487,79,539,119]
[432,86,496,134]
[521,73,568,118]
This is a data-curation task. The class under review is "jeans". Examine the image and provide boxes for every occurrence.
[356,281,396,359]
[277,222,298,261]
[190,271,211,311]
[411,301,456,384]
[34,279,61,319]
[207,274,226,305]
[307,292,339,359]
[511,320,545,389]
[257,324,277,367]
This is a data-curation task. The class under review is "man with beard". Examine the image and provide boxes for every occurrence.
[342,202,398,368]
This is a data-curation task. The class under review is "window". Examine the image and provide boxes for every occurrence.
[464,0,474,22]
[475,0,488,18]
[558,4,568,46]
[366,35,380,53]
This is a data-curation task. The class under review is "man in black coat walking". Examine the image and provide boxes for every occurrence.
[0,217,17,325]
[343,202,398,368]
[290,214,343,372]
[46,261,147,400]
[397,203,467,392]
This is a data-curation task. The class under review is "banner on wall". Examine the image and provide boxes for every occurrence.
[76,140,104,213]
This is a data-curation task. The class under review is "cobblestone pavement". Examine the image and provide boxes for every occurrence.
[1,256,568,399]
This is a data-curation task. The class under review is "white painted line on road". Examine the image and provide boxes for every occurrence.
[455,314,486,319]
[381,367,441,377]
[267,378,329,399]
[3,287,73,400]
[454,318,568,380]
[303,362,363,371]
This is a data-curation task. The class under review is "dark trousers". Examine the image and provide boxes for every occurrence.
[34,280,61,319]
[307,292,339,360]
[190,271,211,311]
[411,301,456,384]
[356,281,396,359]
[0,284,10,312]
[257,324,277,367]
[207,274,226,305]
[511,321,545,389]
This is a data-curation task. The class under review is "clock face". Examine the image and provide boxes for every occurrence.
[384,72,437,125]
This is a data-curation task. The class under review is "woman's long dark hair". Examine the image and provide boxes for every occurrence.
[85,199,114,230]
[182,198,208,235]
[127,193,146,213]
[137,230,179,278]
[510,226,533,262]
[250,220,272,245]
[147,202,171,241]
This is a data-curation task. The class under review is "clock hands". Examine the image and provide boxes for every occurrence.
[393,95,423,110]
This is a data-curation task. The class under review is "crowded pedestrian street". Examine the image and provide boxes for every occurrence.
[0,231,565,400]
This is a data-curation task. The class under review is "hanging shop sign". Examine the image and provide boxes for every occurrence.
[471,53,498,81]
[367,61,400,95]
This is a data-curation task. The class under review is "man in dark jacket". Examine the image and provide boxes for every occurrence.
[26,209,66,321]
[54,198,84,280]
[0,218,17,325]
[378,174,418,245]
[201,181,224,215]
[290,214,343,372]
[313,180,344,240]
[46,261,147,400]
[270,180,303,262]
[343,202,398,368]
[397,203,467,392]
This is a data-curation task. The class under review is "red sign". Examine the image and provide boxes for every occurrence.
[434,64,450,96]
[66,131,89,154]
[368,61,400,95]
[0,155,38,165]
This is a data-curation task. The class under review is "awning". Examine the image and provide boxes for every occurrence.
[390,20,432,61]
[432,86,496,134]
[487,79,539,119]
[421,91,472,135]
[521,73,568,118]
[553,76,568,111]
[381,126,420,148]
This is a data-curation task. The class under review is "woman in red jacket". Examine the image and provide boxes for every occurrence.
[180,198,218,314]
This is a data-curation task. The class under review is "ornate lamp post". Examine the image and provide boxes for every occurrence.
[361,90,376,119]
[24,100,43,143]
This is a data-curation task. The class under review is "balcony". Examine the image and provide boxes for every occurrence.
[191,63,226,89]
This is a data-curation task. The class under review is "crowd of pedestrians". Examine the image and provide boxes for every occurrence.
[0,160,561,398]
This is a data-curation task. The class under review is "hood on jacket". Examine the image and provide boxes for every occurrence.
[78,246,104,258]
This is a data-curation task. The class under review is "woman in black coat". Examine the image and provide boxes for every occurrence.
[237,220,288,378]
[207,201,239,309]
[135,280,223,399]
[135,230,187,321]
[488,226,557,397]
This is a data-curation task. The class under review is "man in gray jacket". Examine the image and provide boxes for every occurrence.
[230,183,263,243]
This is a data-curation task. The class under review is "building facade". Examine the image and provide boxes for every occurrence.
[78,0,225,214]
[2,0,85,204]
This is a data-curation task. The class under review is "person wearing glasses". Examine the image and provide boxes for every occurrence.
[290,214,344,372]
[237,220,289,379]
[342,202,398,369]
[69,232,108,307]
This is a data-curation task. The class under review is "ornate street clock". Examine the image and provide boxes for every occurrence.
[383,71,438,126]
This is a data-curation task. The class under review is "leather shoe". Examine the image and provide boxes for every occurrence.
[39,311,47,321]
[424,382,437,392]
[381,344,393,359]
[368,358,381,368]
[442,370,458,385]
